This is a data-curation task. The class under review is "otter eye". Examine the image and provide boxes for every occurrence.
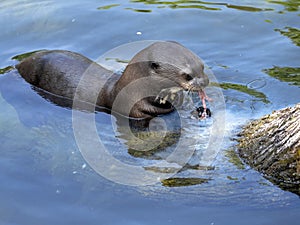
[150,62,160,70]
[183,73,193,81]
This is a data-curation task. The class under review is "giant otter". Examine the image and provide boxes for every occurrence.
[16,41,209,118]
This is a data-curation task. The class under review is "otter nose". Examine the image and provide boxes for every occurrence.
[191,75,209,88]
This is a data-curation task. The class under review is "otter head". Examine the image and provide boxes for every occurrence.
[128,41,209,91]
[113,41,209,118]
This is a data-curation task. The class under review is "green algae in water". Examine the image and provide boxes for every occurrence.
[161,177,210,187]
[258,179,272,186]
[12,50,43,62]
[217,64,230,69]
[0,66,14,75]
[182,164,215,171]
[227,176,239,181]
[105,57,130,64]
[211,82,270,103]
[121,130,180,159]
[144,166,179,173]
[168,4,220,11]
[268,0,300,12]
[225,149,245,170]
[225,4,273,12]
[125,7,153,12]
[275,27,300,47]
[97,4,120,10]
[263,66,300,87]
[130,0,274,12]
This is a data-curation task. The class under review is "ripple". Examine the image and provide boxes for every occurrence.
[246,78,267,90]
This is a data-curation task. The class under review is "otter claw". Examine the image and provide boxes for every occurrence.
[155,87,183,105]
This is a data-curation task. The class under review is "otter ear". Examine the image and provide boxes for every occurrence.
[150,61,160,70]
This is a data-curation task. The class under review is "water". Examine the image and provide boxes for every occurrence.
[1,0,300,224]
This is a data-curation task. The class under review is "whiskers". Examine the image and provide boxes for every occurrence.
[187,86,192,95]
[187,86,195,95]
[186,85,201,96]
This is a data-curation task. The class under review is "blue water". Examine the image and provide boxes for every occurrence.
[1,0,300,224]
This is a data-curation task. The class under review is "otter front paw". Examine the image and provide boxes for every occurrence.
[155,87,183,105]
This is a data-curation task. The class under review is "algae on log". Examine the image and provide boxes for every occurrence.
[237,103,300,195]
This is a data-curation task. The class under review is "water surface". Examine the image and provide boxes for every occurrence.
[0,0,300,224]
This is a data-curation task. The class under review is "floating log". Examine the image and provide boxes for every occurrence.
[237,103,300,195]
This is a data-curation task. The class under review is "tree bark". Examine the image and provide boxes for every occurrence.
[237,103,300,195]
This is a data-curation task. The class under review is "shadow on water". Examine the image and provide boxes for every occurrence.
[0,50,219,189]
[0,71,217,189]
[1,52,216,191]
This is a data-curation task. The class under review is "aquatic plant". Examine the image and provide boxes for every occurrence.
[98,0,274,13]
[12,50,42,62]
[161,177,210,187]
[275,26,300,47]
[131,0,273,11]
[211,82,270,103]
[97,4,120,10]
[268,0,300,12]
[119,130,181,159]
[263,66,300,87]
[0,66,14,75]
[225,148,245,170]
